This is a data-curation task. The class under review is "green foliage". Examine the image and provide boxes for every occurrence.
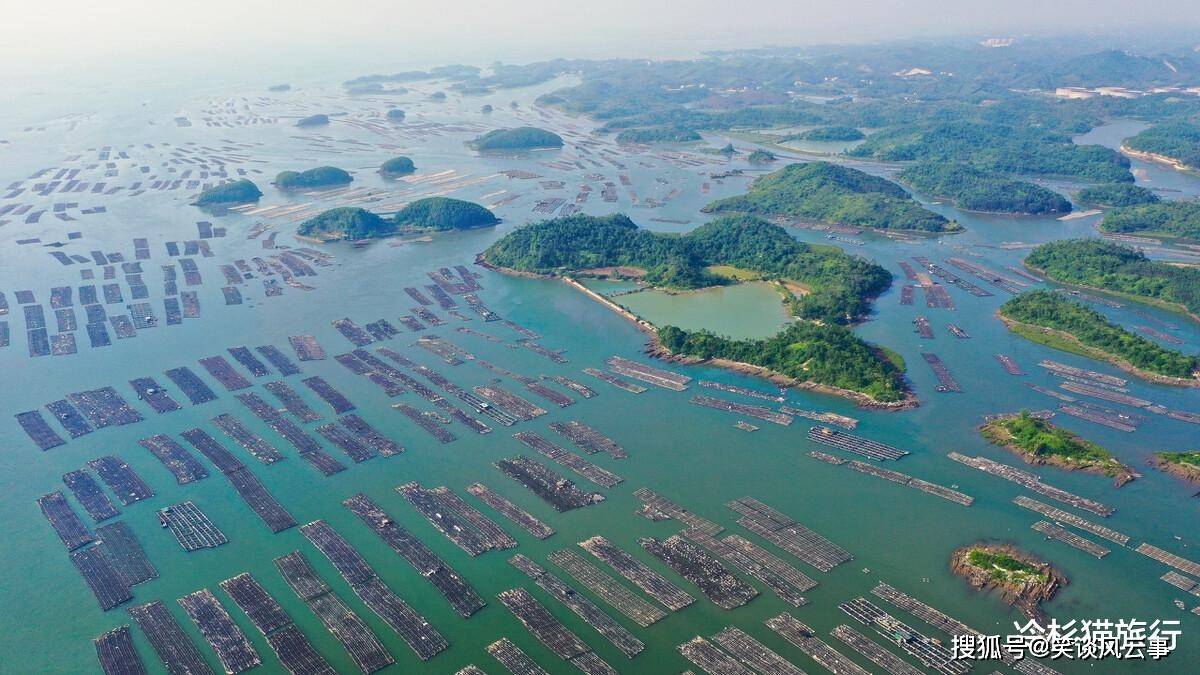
[1026,239,1200,316]
[1100,200,1200,239]
[1156,451,1200,471]
[615,127,702,144]
[748,149,776,164]
[966,549,1047,583]
[1000,290,1199,378]
[482,212,893,323]
[297,207,393,241]
[275,166,352,190]
[897,162,1071,214]
[469,126,563,151]
[1125,122,1200,168]
[296,114,329,127]
[703,161,956,232]
[1076,183,1159,207]
[794,126,864,141]
[982,411,1122,473]
[393,197,498,231]
[194,179,261,205]
[657,322,906,402]
[849,120,1133,183]
[380,156,416,175]
[385,108,406,121]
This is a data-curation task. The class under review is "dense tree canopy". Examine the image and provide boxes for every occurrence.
[981,411,1123,472]
[297,207,393,241]
[898,162,1071,214]
[380,156,416,175]
[1099,200,1200,239]
[296,114,329,127]
[194,179,262,206]
[1124,122,1200,169]
[275,166,353,190]
[469,127,564,151]
[793,126,864,141]
[1075,183,1159,207]
[393,197,498,230]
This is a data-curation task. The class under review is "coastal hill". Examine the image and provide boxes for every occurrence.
[980,411,1134,485]
[897,162,1071,215]
[1099,200,1200,240]
[998,289,1199,384]
[1154,451,1200,484]
[193,179,262,206]
[275,166,353,191]
[1123,121,1200,171]
[379,156,416,176]
[951,544,1064,622]
[703,161,957,233]
[469,126,564,152]
[297,207,392,241]
[393,197,498,231]
[481,213,909,405]
[792,125,864,141]
[386,108,406,121]
[1076,183,1158,208]
[1025,239,1200,319]
[296,114,329,127]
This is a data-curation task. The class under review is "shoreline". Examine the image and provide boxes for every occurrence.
[979,419,1137,487]
[1024,262,1200,326]
[479,258,918,410]
[997,312,1200,387]
[1151,454,1200,485]
[1120,145,1200,174]
[951,543,1065,623]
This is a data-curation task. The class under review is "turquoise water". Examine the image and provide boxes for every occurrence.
[615,282,791,339]
[0,69,1197,675]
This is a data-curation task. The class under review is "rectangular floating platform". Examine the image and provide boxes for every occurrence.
[474,385,547,421]
[839,596,968,675]
[514,431,622,488]
[256,345,301,376]
[683,529,810,608]
[727,497,852,572]
[711,626,807,675]
[159,501,228,551]
[467,483,554,539]
[510,554,644,658]
[547,375,597,399]
[288,335,326,361]
[948,452,1113,517]
[316,423,377,463]
[333,317,375,347]
[633,487,722,535]
[497,588,618,674]
[129,377,181,414]
[838,459,975,506]
[164,366,217,404]
[302,376,355,414]
[127,601,212,675]
[339,414,402,456]
[580,535,694,611]
[677,636,755,675]
[831,624,924,675]
[38,491,96,550]
[138,434,209,484]
[921,352,962,393]
[1012,496,1129,545]
[392,403,457,443]
[548,549,666,627]
[16,410,65,449]
[398,482,517,556]
[178,589,261,674]
[524,381,575,408]
[344,494,485,618]
[640,535,758,609]
[995,354,1025,376]
[219,573,335,675]
[95,521,158,587]
[46,399,94,438]
[583,368,646,393]
[223,402,290,463]
[94,626,147,675]
[72,545,133,611]
[766,613,869,675]
[1137,543,1200,578]
[807,426,908,461]
[691,395,793,425]
[550,421,625,459]
[63,469,120,521]
[606,355,690,390]
[199,355,253,391]
[87,456,154,504]
[274,551,395,674]
[263,381,322,422]
[300,520,448,661]
[496,456,605,512]
[487,638,550,675]
[227,346,271,377]
[66,387,143,428]
[1032,521,1110,558]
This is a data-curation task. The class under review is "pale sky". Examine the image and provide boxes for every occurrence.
[7,0,1200,80]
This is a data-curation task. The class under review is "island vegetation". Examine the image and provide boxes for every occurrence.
[296,114,329,128]
[998,290,1199,383]
[981,411,1134,484]
[379,156,416,176]
[952,544,1064,621]
[275,166,353,190]
[748,149,776,164]
[469,126,564,151]
[268,84,290,92]
[703,161,958,232]
[793,125,864,141]
[393,197,498,231]
[615,127,702,144]
[481,212,909,405]
[1123,121,1200,171]
[297,207,393,241]
[1099,200,1200,240]
[193,179,262,206]
[386,108,406,121]
[481,104,493,114]
[1025,239,1200,319]
[1153,451,1200,484]
[1075,183,1159,208]
[897,162,1071,215]
[430,91,447,101]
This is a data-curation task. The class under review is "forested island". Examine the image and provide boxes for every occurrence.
[481,213,909,405]
[792,126,864,141]
[1076,183,1159,207]
[848,120,1133,183]
[748,149,776,164]
[386,108,406,121]
[468,126,564,151]
[1153,451,1200,484]
[297,207,393,241]
[1123,122,1200,171]
[998,290,1199,383]
[1099,200,1200,240]
[379,156,416,176]
[897,162,1071,215]
[393,197,498,231]
[951,545,1064,622]
[193,179,262,206]
[1025,239,1200,319]
[981,411,1134,484]
[275,166,353,190]
[703,161,957,232]
[296,114,329,128]
[616,127,702,144]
